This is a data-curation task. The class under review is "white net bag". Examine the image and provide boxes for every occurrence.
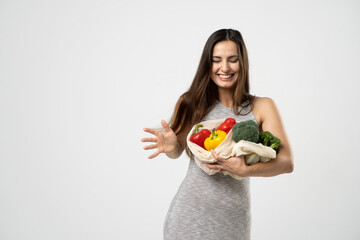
[186,119,276,180]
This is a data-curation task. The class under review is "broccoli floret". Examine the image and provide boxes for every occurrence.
[237,120,258,129]
[259,131,273,146]
[232,120,259,143]
[259,131,281,152]
[270,136,281,152]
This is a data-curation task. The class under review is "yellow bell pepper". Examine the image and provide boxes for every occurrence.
[204,128,227,151]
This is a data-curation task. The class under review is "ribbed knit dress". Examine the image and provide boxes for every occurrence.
[164,100,257,240]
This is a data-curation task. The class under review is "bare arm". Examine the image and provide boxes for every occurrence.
[246,97,293,176]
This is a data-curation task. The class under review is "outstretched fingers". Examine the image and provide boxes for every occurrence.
[142,120,174,159]
[143,127,159,136]
[161,120,172,132]
[148,150,161,159]
[143,144,157,150]
[141,137,157,143]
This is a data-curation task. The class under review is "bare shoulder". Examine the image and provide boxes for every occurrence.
[251,96,278,127]
[252,96,276,109]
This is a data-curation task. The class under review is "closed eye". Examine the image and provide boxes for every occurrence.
[212,56,239,63]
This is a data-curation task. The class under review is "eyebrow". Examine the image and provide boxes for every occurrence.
[212,55,239,59]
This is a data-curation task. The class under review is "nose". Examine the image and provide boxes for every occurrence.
[220,61,230,72]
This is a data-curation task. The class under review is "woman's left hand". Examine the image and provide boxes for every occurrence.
[206,150,249,177]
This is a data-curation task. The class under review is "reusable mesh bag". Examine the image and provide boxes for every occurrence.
[186,119,276,180]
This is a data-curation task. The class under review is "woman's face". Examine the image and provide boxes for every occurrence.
[210,40,240,90]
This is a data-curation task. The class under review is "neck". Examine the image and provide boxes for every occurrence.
[218,88,234,108]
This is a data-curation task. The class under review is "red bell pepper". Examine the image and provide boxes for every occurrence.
[190,124,211,149]
[217,118,236,133]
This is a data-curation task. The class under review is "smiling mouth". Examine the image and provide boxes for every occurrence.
[218,74,234,80]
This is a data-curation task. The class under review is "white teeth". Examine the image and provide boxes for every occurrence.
[219,75,232,79]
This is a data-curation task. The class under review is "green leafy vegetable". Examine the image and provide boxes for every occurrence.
[232,120,259,143]
[259,131,281,152]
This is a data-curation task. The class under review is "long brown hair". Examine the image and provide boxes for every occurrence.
[169,29,254,154]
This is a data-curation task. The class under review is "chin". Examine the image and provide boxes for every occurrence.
[216,81,237,89]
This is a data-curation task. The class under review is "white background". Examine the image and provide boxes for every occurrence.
[1,0,359,239]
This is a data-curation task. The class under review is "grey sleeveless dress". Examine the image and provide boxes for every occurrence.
[163,100,257,240]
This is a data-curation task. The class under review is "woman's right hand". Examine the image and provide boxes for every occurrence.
[141,120,180,159]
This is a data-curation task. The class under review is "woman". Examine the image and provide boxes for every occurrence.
[142,29,293,240]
